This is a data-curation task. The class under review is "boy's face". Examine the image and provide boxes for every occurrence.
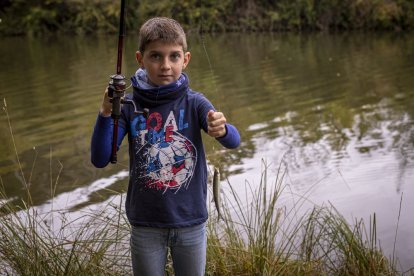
[136,41,190,86]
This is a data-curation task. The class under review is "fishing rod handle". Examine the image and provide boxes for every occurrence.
[108,74,125,164]
[110,119,119,164]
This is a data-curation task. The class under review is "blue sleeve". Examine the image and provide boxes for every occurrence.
[197,94,241,149]
[91,114,126,168]
[216,123,240,149]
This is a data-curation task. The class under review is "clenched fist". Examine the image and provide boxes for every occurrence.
[100,88,112,117]
[207,110,227,138]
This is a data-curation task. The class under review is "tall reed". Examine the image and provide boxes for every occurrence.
[0,160,401,275]
[205,160,398,275]
[0,189,131,275]
[1,98,131,275]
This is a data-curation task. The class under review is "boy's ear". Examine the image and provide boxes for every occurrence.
[136,51,144,68]
[182,51,191,69]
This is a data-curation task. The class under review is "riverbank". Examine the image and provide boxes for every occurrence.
[0,162,404,275]
[1,0,413,36]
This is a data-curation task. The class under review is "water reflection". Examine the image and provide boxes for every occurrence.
[1,32,413,203]
[0,32,413,269]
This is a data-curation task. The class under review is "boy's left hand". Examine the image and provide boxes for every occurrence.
[207,110,227,138]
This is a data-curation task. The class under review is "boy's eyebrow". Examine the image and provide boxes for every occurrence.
[147,49,183,54]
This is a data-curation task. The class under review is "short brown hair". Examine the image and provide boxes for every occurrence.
[138,17,187,53]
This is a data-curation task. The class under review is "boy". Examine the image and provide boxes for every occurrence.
[91,17,240,275]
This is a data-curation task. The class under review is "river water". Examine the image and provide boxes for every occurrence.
[0,32,413,270]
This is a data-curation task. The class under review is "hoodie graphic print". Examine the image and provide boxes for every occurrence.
[126,69,200,197]
[131,106,197,194]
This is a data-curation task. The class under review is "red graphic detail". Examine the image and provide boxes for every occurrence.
[165,125,173,142]
[172,160,185,175]
[147,112,162,131]
[147,179,180,189]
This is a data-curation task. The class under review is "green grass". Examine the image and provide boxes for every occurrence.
[0,191,131,275]
[0,162,404,275]
[205,160,399,275]
[1,98,131,275]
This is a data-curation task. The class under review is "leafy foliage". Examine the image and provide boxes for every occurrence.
[1,0,413,35]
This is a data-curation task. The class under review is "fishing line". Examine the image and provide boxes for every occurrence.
[198,2,220,111]
[200,36,218,95]
[198,2,226,222]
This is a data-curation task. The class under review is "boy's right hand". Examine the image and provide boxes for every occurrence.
[100,88,112,117]
[207,110,227,138]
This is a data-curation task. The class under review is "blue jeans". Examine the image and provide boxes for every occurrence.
[130,222,207,276]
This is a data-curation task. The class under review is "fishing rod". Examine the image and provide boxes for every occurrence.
[107,0,127,164]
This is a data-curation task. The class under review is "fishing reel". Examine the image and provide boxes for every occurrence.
[108,74,149,118]
[108,74,148,164]
[108,74,127,120]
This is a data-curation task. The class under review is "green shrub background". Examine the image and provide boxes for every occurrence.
[1,0,413,35]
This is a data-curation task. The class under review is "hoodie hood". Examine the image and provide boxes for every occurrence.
[131,68,189,108]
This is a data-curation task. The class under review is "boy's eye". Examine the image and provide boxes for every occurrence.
[170,53,181,60]
[149,53,161,60]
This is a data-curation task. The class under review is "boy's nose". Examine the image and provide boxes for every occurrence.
[160,58,171,70]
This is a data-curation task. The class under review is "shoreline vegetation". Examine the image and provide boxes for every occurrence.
[0,160,404,275]
[1,0,414,36]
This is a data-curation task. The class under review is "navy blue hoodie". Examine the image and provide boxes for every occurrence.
[91,70,240,228]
